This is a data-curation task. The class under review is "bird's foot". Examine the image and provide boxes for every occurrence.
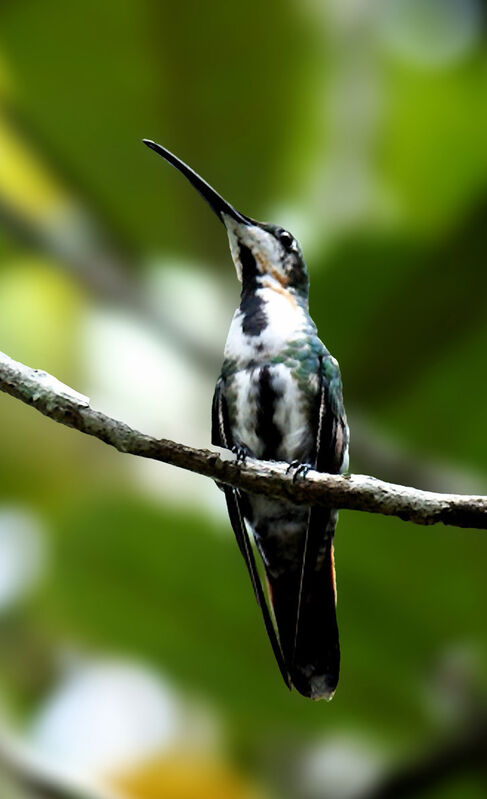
[232,444,251,464]
[286,460,313,483]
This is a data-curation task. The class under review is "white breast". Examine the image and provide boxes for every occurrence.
[224,287,308,365]
[230,367,262,456]
[272,363,318,461]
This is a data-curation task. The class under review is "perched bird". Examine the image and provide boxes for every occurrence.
[143,139,349,700]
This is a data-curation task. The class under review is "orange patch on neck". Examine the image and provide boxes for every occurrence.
[270,266,289,288]
[262,277,297,309]
[254,252,289,286]
[254,251,295,306]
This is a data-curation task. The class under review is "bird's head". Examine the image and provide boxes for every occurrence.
[143,139,309,298]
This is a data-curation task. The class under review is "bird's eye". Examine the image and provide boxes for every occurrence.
[278,229,295,250]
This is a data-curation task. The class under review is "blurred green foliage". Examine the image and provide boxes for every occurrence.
[0,1,486,797]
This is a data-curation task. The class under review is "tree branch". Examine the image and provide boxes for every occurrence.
[1,350,487,529]
[2,111,483,494]
[0,722,117,799]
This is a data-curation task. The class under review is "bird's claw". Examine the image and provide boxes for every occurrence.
[232,444,250,464]
[286,459,300,474]
[286,460,313,483]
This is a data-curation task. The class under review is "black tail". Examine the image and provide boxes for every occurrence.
[268,507,340,700]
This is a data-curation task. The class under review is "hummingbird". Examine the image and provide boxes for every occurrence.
[143,139,349,700]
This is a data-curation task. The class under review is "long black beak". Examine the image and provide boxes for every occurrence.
[143,139,251,226]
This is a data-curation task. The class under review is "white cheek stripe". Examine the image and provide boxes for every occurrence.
[224,218,283,283]
[226,229,242,281]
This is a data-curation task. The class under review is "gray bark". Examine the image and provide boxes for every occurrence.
[1,350,486,530]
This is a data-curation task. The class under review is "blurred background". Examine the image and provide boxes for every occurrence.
[0,0,486,797]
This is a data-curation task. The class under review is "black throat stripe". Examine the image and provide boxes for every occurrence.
[239,244,267,336]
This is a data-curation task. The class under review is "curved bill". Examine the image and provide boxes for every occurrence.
[143,139,251,226]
